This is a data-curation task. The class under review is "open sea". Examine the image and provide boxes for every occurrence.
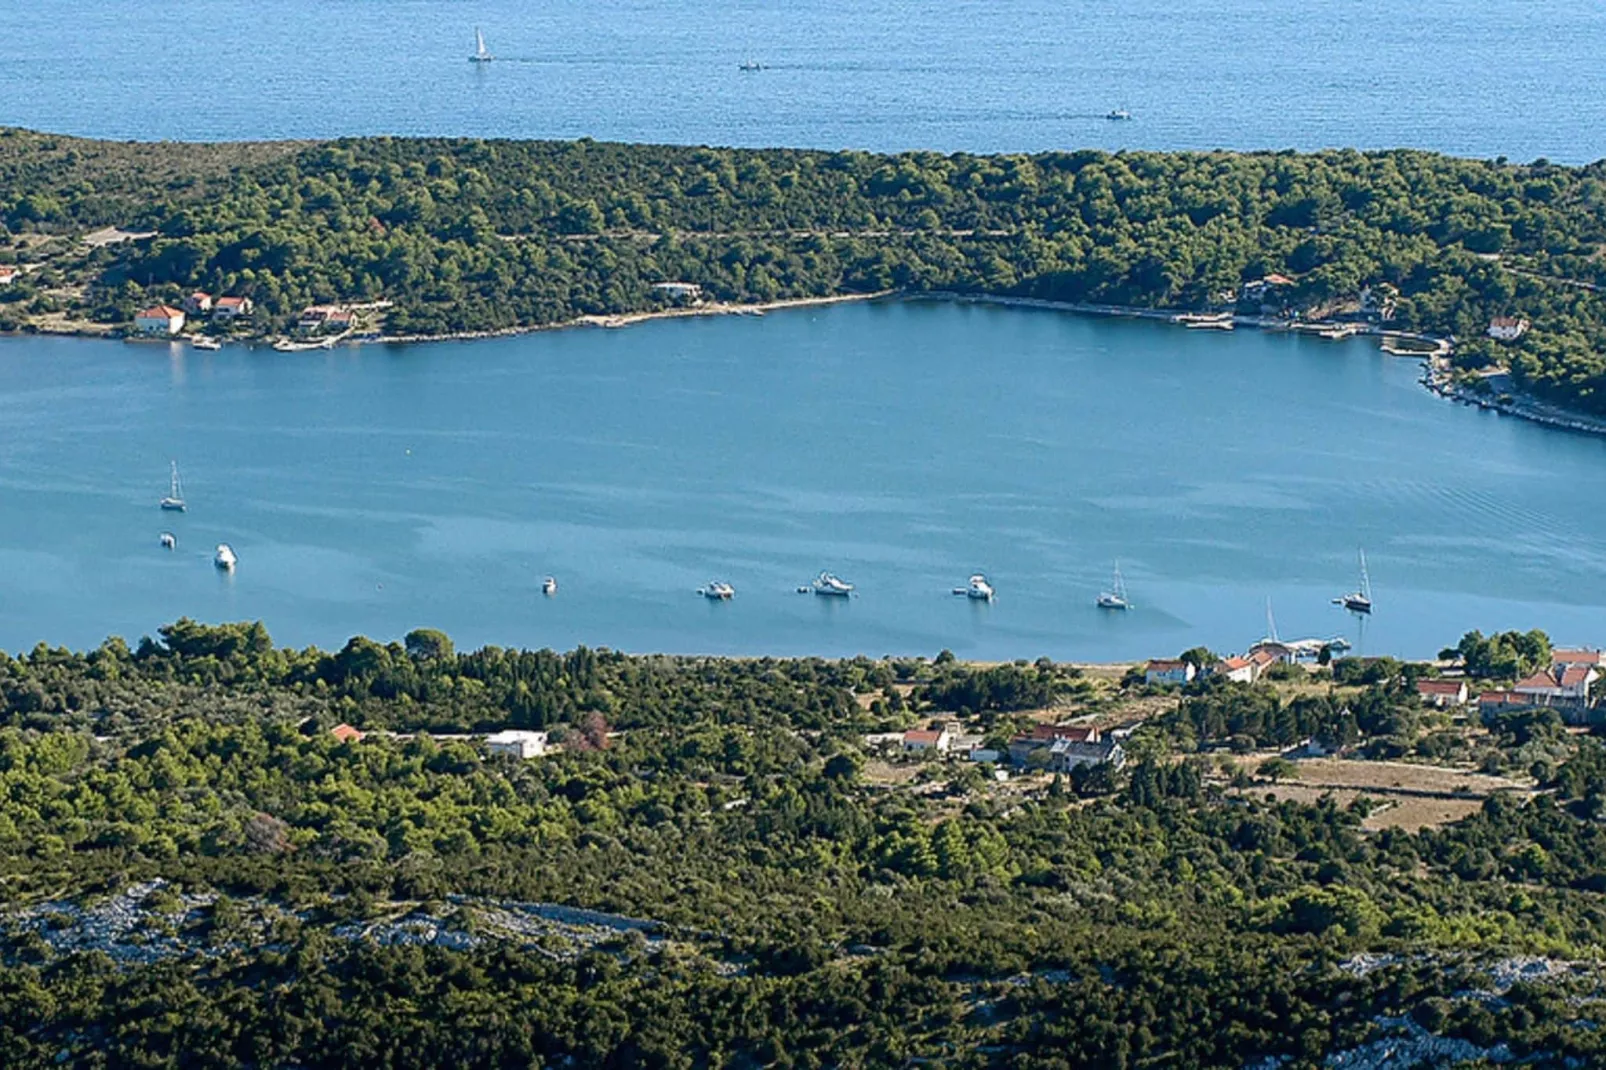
[0,0,1603,162]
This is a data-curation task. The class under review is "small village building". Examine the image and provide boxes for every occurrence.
[133,305,186,335]
[1047,737,1125,773]
[1144,658,1196,686]
[330,723,366,744]
[1214,656,1256,684]
[1487,316,1530,342]
[652,282,703,302]
[967,746,1002,764]
[902,726,953,755]
[1552,648,1606,669]
[1241,274,1296,306]
[1477,690,1533,716]
[212,296,253,320]
[485,729,549,759]
[1247,649,1284,680]
[1416,679,1469,708]
[0,266,20,286]
[1249,640,1298,666]
[297,305,334,331]
[184,292,213,314]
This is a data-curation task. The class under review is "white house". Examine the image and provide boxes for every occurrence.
[1487,316,1530,342]
[902,726,953,754]
[485,729,549,759]
[1213,656,1256,684]
[212,296,254,320]
[1144,659,1196,686]
[1415,679,1469,708]
[133,305,186,335]
[1048,738,1125,773]
[652,282,703,302]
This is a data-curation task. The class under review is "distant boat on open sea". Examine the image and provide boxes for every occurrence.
[469,27,493,63]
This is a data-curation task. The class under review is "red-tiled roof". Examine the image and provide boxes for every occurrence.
[1514,670,1560,692]
[330,723,365,743]
[1559,666,1597,688]
[1146,659,1188,672]
[903,729,947,744]
[1477,690,1527,705]
[1553,649,1604,666]
[216,296,248,307]
[1416,680,1465,696]
[1489,316,1527,328]
[1221,656,1251,671]
[137,304,184,318]
[1263,273,1295,286]
[1030,723,1098,743]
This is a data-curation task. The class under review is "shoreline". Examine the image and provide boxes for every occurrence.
[368,290,896,346]
[9,287,1605,440]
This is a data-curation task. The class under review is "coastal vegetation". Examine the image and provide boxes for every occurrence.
[2,621,1605,1066]
[2,129,1606,412]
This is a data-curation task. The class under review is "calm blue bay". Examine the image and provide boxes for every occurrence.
[0,0,1602,162]
[2,301,1604,661]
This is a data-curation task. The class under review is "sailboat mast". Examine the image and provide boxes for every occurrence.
[1359,549,1371,600]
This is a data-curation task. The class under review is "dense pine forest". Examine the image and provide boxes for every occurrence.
[1,621,1605,1066]
[1,129,1605,412]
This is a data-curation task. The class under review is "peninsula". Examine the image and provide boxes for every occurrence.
[1,129,1604,421]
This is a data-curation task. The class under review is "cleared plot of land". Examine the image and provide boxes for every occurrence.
[1228,755,1534,830]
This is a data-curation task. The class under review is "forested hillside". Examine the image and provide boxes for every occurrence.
[2,622,1605,1066]
[2,129,1606,412]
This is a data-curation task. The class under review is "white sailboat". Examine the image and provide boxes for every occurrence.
[160,461,186,512]
[469,28,494,63]
[1096,561,1131,610]
[1333,549,1373,614]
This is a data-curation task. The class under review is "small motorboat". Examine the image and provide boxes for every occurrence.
[1106,108,1133,121]
[191,336,222,351]
[214,544,237,571]
[159,532,176,550]
[810,571,854,597]
[700,581,735,600]
[954,573,995,600]
[739,59,764,71]
[541,576,558,596]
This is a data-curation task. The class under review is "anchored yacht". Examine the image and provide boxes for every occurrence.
[810,571,854,597]
[1333,549,1373,614]
[700,581,736,600]
[214,544,237,571]
[1096,560,1131,610]
[542,576,558,596]
[954,573,995,600]
[160,461,186,512]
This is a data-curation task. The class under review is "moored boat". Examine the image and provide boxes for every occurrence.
[810,571,854,597]
[542,576,558,596]
[160,461,186,512]
[954,573,994,600]
[159,532,176,550]
[214,544,237,571]
[700,580,736,600]
[1332,549,1373,614]
[1096,560,1131,610]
